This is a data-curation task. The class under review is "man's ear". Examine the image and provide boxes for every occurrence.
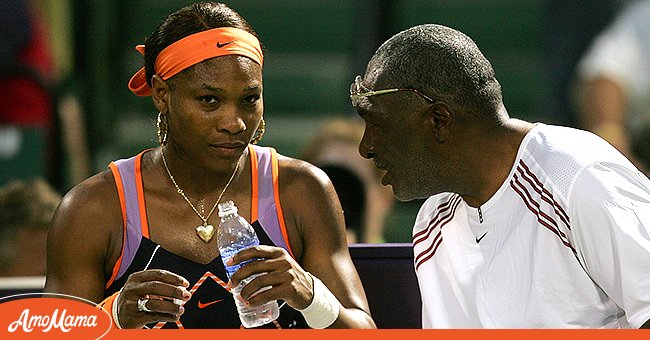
[151,75,171,112]
[428,102,453,144]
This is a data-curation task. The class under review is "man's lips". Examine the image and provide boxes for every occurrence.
[381,170,391,186]
[374,159,388,171]
[373,160,391,185]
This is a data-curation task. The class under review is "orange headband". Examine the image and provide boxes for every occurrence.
[128,27,264,97]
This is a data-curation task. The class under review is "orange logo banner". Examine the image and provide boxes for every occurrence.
[0,293,112,339]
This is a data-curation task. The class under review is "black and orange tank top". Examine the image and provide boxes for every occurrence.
[105,145,307,329]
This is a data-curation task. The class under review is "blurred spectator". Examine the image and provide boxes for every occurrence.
[319,164,366,244]
[542,0,621,127]
[0,0,92,190]
[0,178,61,277]
[0,0,55,128]
[574,0,650,173]
[302,117,395,243]
[0,0,56,189]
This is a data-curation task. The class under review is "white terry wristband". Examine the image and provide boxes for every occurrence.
[299,273,340,329]
[112,289,124,329]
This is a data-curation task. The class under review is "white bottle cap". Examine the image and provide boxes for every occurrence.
[218,200,238,217]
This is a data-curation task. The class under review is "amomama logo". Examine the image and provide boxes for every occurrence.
[0,293,112,339]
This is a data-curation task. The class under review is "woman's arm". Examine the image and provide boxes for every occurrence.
[44,171,121,302]
[45,170,191,329]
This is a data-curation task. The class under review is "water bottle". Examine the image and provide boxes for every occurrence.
[217,200,279,328]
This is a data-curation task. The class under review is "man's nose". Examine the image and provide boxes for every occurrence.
[358,133,374,159]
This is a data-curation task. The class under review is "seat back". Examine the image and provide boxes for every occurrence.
[350,243,421,328]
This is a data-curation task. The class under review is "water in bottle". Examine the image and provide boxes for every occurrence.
[217,200,279,328]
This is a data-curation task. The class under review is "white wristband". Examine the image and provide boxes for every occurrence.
[299,273,340,329]
[112,289,124,329]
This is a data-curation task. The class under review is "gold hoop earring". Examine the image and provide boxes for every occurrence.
[157,112,168,146]
[251,118,265,145]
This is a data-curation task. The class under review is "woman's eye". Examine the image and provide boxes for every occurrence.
[243,94,260,104]
[200,96,219,104]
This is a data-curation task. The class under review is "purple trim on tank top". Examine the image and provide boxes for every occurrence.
[112,156,143,281]
[251,145,288,251]
[251,145,289,250]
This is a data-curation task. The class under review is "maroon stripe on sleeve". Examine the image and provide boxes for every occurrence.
[413,195,459,242]
[518,161,571,228]
[414,196,462,270]
[510,177,576,255]
[416,236,444,270]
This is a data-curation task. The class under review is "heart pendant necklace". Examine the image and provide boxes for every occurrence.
[161,150,240,243]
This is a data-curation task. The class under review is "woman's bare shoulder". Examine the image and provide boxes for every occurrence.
[276,154,332,190]
[275,153,343,227]
[51,169,122,237]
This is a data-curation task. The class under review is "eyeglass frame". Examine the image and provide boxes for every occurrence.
[350,75,435,104]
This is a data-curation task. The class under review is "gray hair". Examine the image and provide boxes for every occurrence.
[368,24,503,118]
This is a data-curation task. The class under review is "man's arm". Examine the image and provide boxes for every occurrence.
[569,162,650,329]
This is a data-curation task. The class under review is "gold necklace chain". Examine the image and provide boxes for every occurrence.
[161,150,240,229]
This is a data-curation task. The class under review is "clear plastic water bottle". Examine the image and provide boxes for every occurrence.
[217,200,279,328]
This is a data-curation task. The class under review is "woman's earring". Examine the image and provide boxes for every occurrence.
[251,118,265,145]
[157,112,168,146]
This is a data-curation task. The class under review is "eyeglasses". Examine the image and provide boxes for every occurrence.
[349,75,435,105]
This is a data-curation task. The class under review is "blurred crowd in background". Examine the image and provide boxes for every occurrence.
[1,0,648,277]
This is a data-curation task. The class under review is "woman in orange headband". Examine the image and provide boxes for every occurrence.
[45,2,375,330]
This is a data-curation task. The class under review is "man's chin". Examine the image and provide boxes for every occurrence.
[391,183,433,202]
[391,185,418,202]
